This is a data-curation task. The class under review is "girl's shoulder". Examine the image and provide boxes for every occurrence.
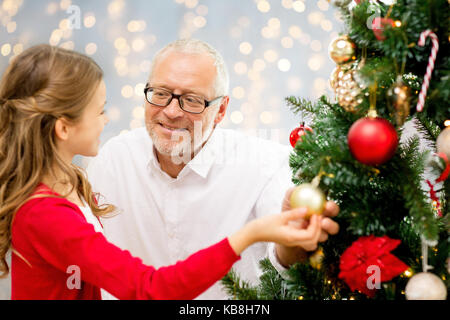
[14,183,83,225]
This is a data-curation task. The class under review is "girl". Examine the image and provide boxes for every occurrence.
[0,45,323,300]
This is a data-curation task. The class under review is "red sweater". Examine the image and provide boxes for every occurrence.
[11,184,240,300]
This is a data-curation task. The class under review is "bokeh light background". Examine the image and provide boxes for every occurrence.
[0,0,344,298]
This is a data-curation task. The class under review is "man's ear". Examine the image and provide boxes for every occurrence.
[214,96,230,125]
[54,118,71,141]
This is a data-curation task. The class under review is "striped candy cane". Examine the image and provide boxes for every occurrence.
[416,30,439,112]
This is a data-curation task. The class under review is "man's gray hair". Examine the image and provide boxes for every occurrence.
[149,39,230,97]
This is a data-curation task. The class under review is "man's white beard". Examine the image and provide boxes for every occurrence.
[149,120,215,165]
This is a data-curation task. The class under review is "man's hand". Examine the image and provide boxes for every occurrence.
[275,187,340,268]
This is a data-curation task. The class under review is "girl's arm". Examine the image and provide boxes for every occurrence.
[16,197,320,300]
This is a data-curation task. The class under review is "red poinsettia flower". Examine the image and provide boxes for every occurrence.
[339,235,409,297]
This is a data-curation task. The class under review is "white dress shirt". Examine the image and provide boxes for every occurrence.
[87,127,293,300]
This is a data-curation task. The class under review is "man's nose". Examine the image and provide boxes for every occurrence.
[163,97,184,119]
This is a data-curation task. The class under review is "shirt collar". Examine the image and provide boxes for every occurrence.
[187,128,219,179]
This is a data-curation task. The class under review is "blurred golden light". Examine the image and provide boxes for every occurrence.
[114,37,128,50]
[292,1,306,13]
[308,55,323,70]
[1,44,11,56]
[193,16,207,28]
[282,0,293,9]
[134,83,146,97]
[230,111,244,124]
[261,26,275,39]
[394,20,402,27]
[253,59,266,72]
[59,19,70,30]
[49,29,63,46]
[108,0,125,18]
[444,120,450,127]
[281,36,294,48]
[115,56,127,69]
[121,85,134,98]
[107,107,121,122]
[13,43,23,55]
[85,43,97,55]
[234,62,248,75]
[288,25,302,39]
[239,42,253,55]
[132,38,146,52]
[6,21,16,33]
[317,0,329,11]
[60,41,74,50]
[260,111,273,124]
[84,14,96,28]
[268,17,281,29]
[308,11,324,25]
[257,0,271,13]
[247,70,261,81]
[321,20,333,31]
[264,49,278,63]
[59,0,71,11]
[278,58,291,72]
[132,106,145,119]
[46,2,58,15]
[232,86,245,99]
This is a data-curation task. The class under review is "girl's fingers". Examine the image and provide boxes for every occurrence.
[282,207,308,223]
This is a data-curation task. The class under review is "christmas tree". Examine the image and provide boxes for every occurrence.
[222,0,449,300]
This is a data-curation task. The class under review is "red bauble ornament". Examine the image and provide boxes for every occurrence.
[372,17,395,41]
[347,117,398,165]
[290,123,313,147]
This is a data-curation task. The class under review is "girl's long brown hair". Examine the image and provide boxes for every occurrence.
[0,44,115,277]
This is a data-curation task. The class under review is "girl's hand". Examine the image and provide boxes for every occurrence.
[228,208,322,256]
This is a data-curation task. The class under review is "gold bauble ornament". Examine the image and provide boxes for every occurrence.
[330,62,365,112]
[405,272,447,300]
[329,35,357,65]
[387,76,411,126]
[436,126,450,160]
[290,183,326,218]
[309,247,324,269]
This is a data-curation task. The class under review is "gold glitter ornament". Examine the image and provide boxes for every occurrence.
[329,35,357,65]
[309,247,324,269]
[387,76,411,126]
[330,62,365,112]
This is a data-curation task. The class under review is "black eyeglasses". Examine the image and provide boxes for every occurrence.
[144,86,224,114]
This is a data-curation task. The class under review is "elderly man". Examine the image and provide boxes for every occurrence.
[87,39,339,300]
